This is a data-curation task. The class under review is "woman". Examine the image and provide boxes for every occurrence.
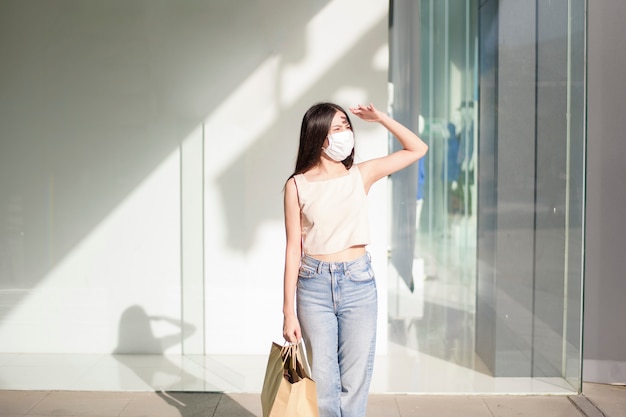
[282,102,428,417]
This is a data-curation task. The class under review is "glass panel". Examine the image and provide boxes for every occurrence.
[388,0,585,393]
[388,0,479,387]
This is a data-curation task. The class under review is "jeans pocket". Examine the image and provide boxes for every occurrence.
[298,264,316,279]
[347,262,375,282]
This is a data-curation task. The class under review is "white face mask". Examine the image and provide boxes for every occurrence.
[323,130,354,162]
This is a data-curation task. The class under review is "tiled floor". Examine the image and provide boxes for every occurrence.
[0,384,625,417]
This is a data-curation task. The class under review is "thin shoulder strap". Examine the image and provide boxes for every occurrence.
[289,175,305,257]
[292,175,303,207]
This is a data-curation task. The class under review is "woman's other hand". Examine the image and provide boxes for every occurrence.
[283,313,301,344]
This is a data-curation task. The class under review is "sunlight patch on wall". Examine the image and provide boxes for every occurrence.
[200,0,390,354]
[280,0,388,107]
[203,56,281,178]
[372,44,389,72]
[0,0,390,357]
[0,151,181,353]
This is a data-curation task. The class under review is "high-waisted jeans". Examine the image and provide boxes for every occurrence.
[296,253,377,417]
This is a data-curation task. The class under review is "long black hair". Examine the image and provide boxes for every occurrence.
[289,102,354,178]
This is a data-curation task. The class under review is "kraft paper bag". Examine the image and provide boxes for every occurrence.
[261,341,318,417]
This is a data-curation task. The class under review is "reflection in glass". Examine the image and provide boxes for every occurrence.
[388,0,585,393]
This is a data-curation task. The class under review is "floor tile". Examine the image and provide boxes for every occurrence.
[5,355,102,369]
[366,394,400,417]
[396,395,492,417]
[569,395,605,417]
[0,366,87,391]
[118,392,220,417]
[0,391,48,414]
[582,383,626,417]
[188,355,266,393]
[224,394,262,417]
[483,396,584,417]
[213,394,260,417]
[27,391,133,417]
[68,364,154,392]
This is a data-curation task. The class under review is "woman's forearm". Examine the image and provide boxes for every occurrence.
[379,113,428,157]
[283,247,300,317]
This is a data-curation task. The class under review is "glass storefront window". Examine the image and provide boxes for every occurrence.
[387,0,585,393]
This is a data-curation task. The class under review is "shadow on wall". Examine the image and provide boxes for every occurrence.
[216,16,389,252]
[114,305,198,390]
[0,0,390,359]
[115,305,195,354]
[0,1,329,317]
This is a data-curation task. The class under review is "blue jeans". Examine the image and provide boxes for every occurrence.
[296,253,377,417]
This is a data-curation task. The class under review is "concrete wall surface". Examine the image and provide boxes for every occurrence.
[584,0,626,384]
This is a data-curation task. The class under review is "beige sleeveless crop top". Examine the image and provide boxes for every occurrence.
[293,165,370,255]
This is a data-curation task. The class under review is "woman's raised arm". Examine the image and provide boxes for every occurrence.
[350,103,428,191]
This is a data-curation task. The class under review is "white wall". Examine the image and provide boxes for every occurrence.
[0,0,389,355]
[200,0,390,355]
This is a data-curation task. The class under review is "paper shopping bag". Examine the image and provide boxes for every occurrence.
[261,342,318,417]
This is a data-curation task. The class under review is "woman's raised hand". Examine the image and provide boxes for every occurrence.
[349,103,385,123]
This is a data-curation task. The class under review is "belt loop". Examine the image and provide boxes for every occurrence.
[316,260,323,274]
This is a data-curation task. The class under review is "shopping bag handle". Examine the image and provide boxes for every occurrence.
[278,341,314,382]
